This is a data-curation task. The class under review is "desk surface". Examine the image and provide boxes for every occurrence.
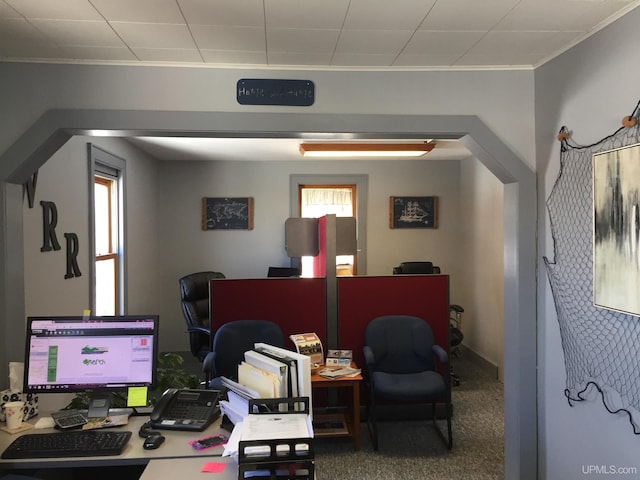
[0,413,227,471]
[141,456,236,480]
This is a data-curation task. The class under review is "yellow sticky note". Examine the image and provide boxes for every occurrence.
[127,386,148,407]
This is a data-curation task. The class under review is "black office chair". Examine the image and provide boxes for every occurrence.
[179,271,226,362]
[202,320,285,390]
[267,266,300,277]
[392,261,441,274]
[363,315,453,450]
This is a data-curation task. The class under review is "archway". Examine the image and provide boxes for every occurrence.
[0,110,536,480]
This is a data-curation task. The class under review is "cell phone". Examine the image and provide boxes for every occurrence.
[189,434,227,451]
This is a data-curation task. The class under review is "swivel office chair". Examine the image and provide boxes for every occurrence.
[392,261,440,274]
[363,315,453,450]
[203,320,285,390]
[179,271,226,362]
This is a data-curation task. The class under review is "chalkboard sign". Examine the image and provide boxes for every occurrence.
[237,79,314,106]
[202,197,254,230]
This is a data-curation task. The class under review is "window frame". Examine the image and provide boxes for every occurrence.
[298,183,357,276]
[89,144,127,314]
[290,174,368,275]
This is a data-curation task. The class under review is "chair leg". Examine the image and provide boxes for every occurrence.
[366,394,379,451]
[431,402,453,450]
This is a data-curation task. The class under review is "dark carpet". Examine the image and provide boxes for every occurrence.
[313,355,505,480]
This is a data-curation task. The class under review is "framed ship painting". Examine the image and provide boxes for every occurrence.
[389,196,438,229]
[202,197,254,230]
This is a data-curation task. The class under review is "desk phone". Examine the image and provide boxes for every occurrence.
[149,388,221,432]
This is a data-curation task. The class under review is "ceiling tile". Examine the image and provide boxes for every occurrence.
[30,19,124,47]
[467,30,583,56]
[268,51,333,66]
[495,0,598,31]
[265,0,349,29]
[91,0,185,23]
[0,2,22,19]
[202,49,267,64]
[393,52,464,67]
[110,22,196,49]
[403,31,486,55]
[331,52,397,67]
[61,45,138,61]
[133,48,204,63]
[343,0,436,30]
[0,17,49,43]
[5,0,102,20]
[179,0,264,27]
[191,24,265,51]
[267,28,340,54]
[335,30,413,55]
[420,0,519,31]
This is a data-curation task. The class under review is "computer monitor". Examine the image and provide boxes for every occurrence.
[23,315,159,417]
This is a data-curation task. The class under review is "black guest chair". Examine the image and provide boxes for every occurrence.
[392,261,441,274]
[363,315,453,450]
[179,271,226,362]
[267,266,300,277]
[203,320,285,390]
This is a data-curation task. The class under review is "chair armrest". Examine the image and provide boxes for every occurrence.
[432,344,449,364]
[202,351,216,375]
[187,325,211,336]
[363,345,375,367]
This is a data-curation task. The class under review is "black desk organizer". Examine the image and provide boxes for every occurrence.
[238,397,314,480]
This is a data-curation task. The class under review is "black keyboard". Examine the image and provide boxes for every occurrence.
[1,430,132,459]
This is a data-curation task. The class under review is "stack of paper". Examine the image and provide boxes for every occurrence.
[223,412,313,460]
[317,366,361,379]
[218,377,258,426]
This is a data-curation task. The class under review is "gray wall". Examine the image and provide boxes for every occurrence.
[1,60,531,477]
[535,7,640,480]
[23,140,472,356]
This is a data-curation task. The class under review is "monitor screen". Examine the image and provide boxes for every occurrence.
[24,315,159,394]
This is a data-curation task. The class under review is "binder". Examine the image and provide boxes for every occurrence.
[244,350,289,398]
[254,345,299,399]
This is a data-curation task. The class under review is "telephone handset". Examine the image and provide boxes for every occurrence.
[149,388,221,432]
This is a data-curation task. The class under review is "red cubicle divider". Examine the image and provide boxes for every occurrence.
[337,275,450,370]
[209,277,327,350]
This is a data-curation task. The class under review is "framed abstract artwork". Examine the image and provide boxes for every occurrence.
[593,143,640,316]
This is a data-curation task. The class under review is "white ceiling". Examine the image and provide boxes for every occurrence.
[2,0,639,70]
[127,137,472,162]
[4,0,638,161]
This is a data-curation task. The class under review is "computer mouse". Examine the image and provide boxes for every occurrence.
[143,433,165,450]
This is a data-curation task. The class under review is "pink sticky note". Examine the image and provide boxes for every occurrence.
[201,462,227,473]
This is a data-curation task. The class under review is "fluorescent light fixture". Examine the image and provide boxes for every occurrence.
[299,142,436,158]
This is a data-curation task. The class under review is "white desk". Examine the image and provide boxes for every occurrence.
[141,456,237,480]
[0,413,227,472]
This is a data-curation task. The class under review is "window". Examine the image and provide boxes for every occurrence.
[299,184,356,277]
[94,176,118,315]
[90,145,126,315]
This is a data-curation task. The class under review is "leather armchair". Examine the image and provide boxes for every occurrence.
[179,271,226,362]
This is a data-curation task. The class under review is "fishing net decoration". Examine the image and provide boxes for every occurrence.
[544,100,640,433]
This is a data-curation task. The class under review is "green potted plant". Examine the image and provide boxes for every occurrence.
[65,352,200,410]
